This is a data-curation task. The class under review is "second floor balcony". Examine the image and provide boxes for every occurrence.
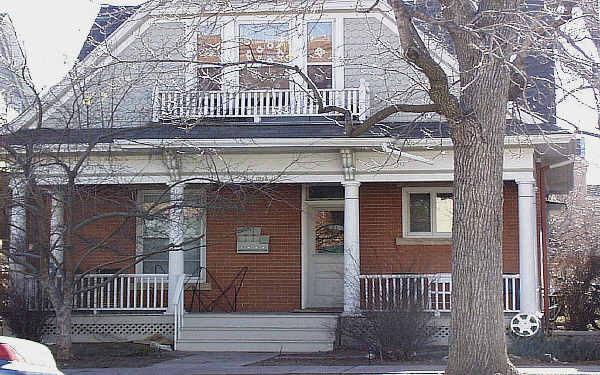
[152,83,371,122]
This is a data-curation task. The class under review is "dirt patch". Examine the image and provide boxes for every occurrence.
[55,342,192,369]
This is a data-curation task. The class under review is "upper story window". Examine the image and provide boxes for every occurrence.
[239,23,290,89]
[188,19,339,93]
[197,23,223,91]
[402,187,453,237]
[307,21,333,89]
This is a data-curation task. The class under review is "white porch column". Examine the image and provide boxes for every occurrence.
[9,179,26,287]
[50,191,64,272]
[517,178,540,314]
[167,183,185,312]
[342,181,360,314]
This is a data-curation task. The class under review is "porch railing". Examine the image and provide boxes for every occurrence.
[152,84,370,122]
[74,274,169,312]
[24,274,169,312]
[359,273,520,313]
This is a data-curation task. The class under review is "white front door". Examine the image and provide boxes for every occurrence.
[306,204,345,309]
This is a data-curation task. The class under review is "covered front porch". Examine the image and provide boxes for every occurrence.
[6,133,573,349]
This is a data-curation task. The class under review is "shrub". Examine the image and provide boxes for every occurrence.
[338,302,433,360]
[0,282,52,342]
[552,254,600,330]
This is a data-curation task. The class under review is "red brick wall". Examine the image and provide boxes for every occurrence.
[71,185,137,273]
[359,182,520,275]
[203,184,303,312]
[503,182,520,273]
[61,181,524,312]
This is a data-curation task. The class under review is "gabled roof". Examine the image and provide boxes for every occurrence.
[0,13,34,119]
[77,4,140,61]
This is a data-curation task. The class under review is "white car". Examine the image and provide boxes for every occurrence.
[0,336,64,375]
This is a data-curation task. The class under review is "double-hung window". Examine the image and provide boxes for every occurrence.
[306,21,333,89]
[197,23,222,91]
[402,187,453,237]
[139,191,206,278]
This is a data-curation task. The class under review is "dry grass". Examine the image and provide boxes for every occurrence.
[56,342,191,369]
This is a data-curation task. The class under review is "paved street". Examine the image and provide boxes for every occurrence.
[62,352,600,375]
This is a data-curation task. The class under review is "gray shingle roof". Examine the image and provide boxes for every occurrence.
[77,4,140,61]
[4,119,570,146]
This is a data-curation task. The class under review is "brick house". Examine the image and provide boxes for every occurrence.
[2,2,577,350]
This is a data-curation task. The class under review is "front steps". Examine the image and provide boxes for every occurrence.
[176,312,338,352]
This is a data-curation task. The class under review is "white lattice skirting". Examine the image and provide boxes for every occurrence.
[426,324,451,345]
[40,314,174,343]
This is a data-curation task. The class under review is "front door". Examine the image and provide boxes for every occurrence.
[306,205,344,309]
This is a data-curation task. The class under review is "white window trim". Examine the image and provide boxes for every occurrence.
[402,187,453,238]
[136,189,207,282]
[305,19,336,90]
[185,21,226,93]
[185,15,343,92]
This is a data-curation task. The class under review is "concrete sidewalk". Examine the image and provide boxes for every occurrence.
[62,352,600,375]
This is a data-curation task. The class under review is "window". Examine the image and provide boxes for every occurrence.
[138,191,205,277]
[315,210,344,254]
[239,23,290,89]
[402,188,453,237]
[307,21,332,89]
[307,185,344,200]
[197,24,222,91]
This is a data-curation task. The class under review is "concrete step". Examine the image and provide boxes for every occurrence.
[176,313,338,352]
[178,327,334,341]
[176,338,334,352]
[181,313,338,329]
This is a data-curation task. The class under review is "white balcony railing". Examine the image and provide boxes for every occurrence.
[359,273,520,313]
[152,84,370,122]
[24,274,169,312]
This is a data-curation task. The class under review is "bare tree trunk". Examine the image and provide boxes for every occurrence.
[55,305,73,361]
[54,181,75,361]
[445,58,518,375]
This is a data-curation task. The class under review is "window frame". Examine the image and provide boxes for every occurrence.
[135,189,207,282]
[237,21,292,90]
[196,22,224,92]
[402,187,453,238]
[186,16,343,93]
[306,20,334,90]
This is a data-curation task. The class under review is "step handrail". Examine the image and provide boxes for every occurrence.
[172,274,186,350]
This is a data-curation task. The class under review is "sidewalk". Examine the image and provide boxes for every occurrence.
[62,352,600,375]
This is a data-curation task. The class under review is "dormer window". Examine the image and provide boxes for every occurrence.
[307,21,333,89]
[153,18,363,121]
[239,23,290,89]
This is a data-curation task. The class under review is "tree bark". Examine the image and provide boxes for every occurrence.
[55,306,73,361]
[54,180,76,361]
[445,57,518,375]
